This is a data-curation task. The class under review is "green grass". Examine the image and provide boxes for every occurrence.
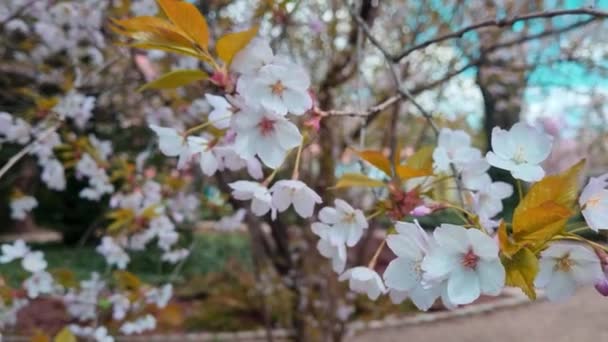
[0,232,252,287]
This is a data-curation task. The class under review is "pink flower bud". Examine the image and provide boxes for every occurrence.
[595,277,608,296]
[410,205,432,217]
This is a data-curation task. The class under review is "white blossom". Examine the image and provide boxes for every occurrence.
[22,251,47,273]
[311,222,347,273]
[433,128,481,173]
[383,221,441,311]
[232,107,301,168]
[23,271,55,298]
[96,237,130,269]
[0,239,29,263]
[535,242,603,301]
[119,314,156,335]
[229,181,275,218]
[317,199,368,247]
[238,63,312,115]
[339,267,386,300]
[486,122,553,182]
[422,224,505,305]
[270,180,322,218]
[579,173,608,232]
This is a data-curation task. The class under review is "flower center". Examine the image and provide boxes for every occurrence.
[271,81,285,96]
[343,212,356,224]
[461,248,479,269]
[555,254,573,272]
[512,146,526,164]
[258,117,276,136]
[587,196,602,208]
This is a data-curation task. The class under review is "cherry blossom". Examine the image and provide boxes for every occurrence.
[119,314,157,335]
[486,122,553,182]
[535,242,603,301]
[433,128,480,173]
[270,180,322,218]
[311,222,347,273]
[230,38,274,75]
[23,271,55,298]
[205,94,233,129]
[579,173,608,231]
[161,248,189,264]
[422,224,505,305]
[96,236,130,269]
[149,125,191,169]
[10,195,38,220]
[232,108,301,168]
[339,266,387,300]
[383,221,441,310]
[317,199,368,247]
[229,181,275,218]
[238,63,312,115]
[41,158,67,191]
[468,174,513,219]
[22,251,47,273]
[0,239,30,263]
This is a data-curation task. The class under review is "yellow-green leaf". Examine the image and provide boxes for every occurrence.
[355,149,391,176]
[51,268,78,289]
[501,247,539,300]
[138,69,207,91]
[332,173,385,189]
[157,0,209,49]
[53,327,76,342]
[216,26,259,64]
[114,270,142,291]
[30,330,50,342]
[110,16,193,49]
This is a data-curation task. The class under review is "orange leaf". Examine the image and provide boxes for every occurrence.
[216,26,259,64]
[396,145,434,180]
[355,149,392,176]
[498,221,521,258]
[157,0,209,49]
[511,160,585,249]
[157,303,184,327]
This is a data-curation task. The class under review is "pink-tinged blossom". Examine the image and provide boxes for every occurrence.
[579,173,608,232]
[535,242,603,301]
[486,122,553,182]
[238,63,312,115]
[422,224,505,305]
[232,108,301,169]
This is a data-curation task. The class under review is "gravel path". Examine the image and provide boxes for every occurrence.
[354,287,608,342]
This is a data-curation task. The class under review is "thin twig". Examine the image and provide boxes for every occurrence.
[0,123,61,181]
[393,7,608,61]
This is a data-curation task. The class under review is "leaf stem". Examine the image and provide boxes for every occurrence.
[516,179,524,202]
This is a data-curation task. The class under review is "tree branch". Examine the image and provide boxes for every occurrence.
[393,7,608,61]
